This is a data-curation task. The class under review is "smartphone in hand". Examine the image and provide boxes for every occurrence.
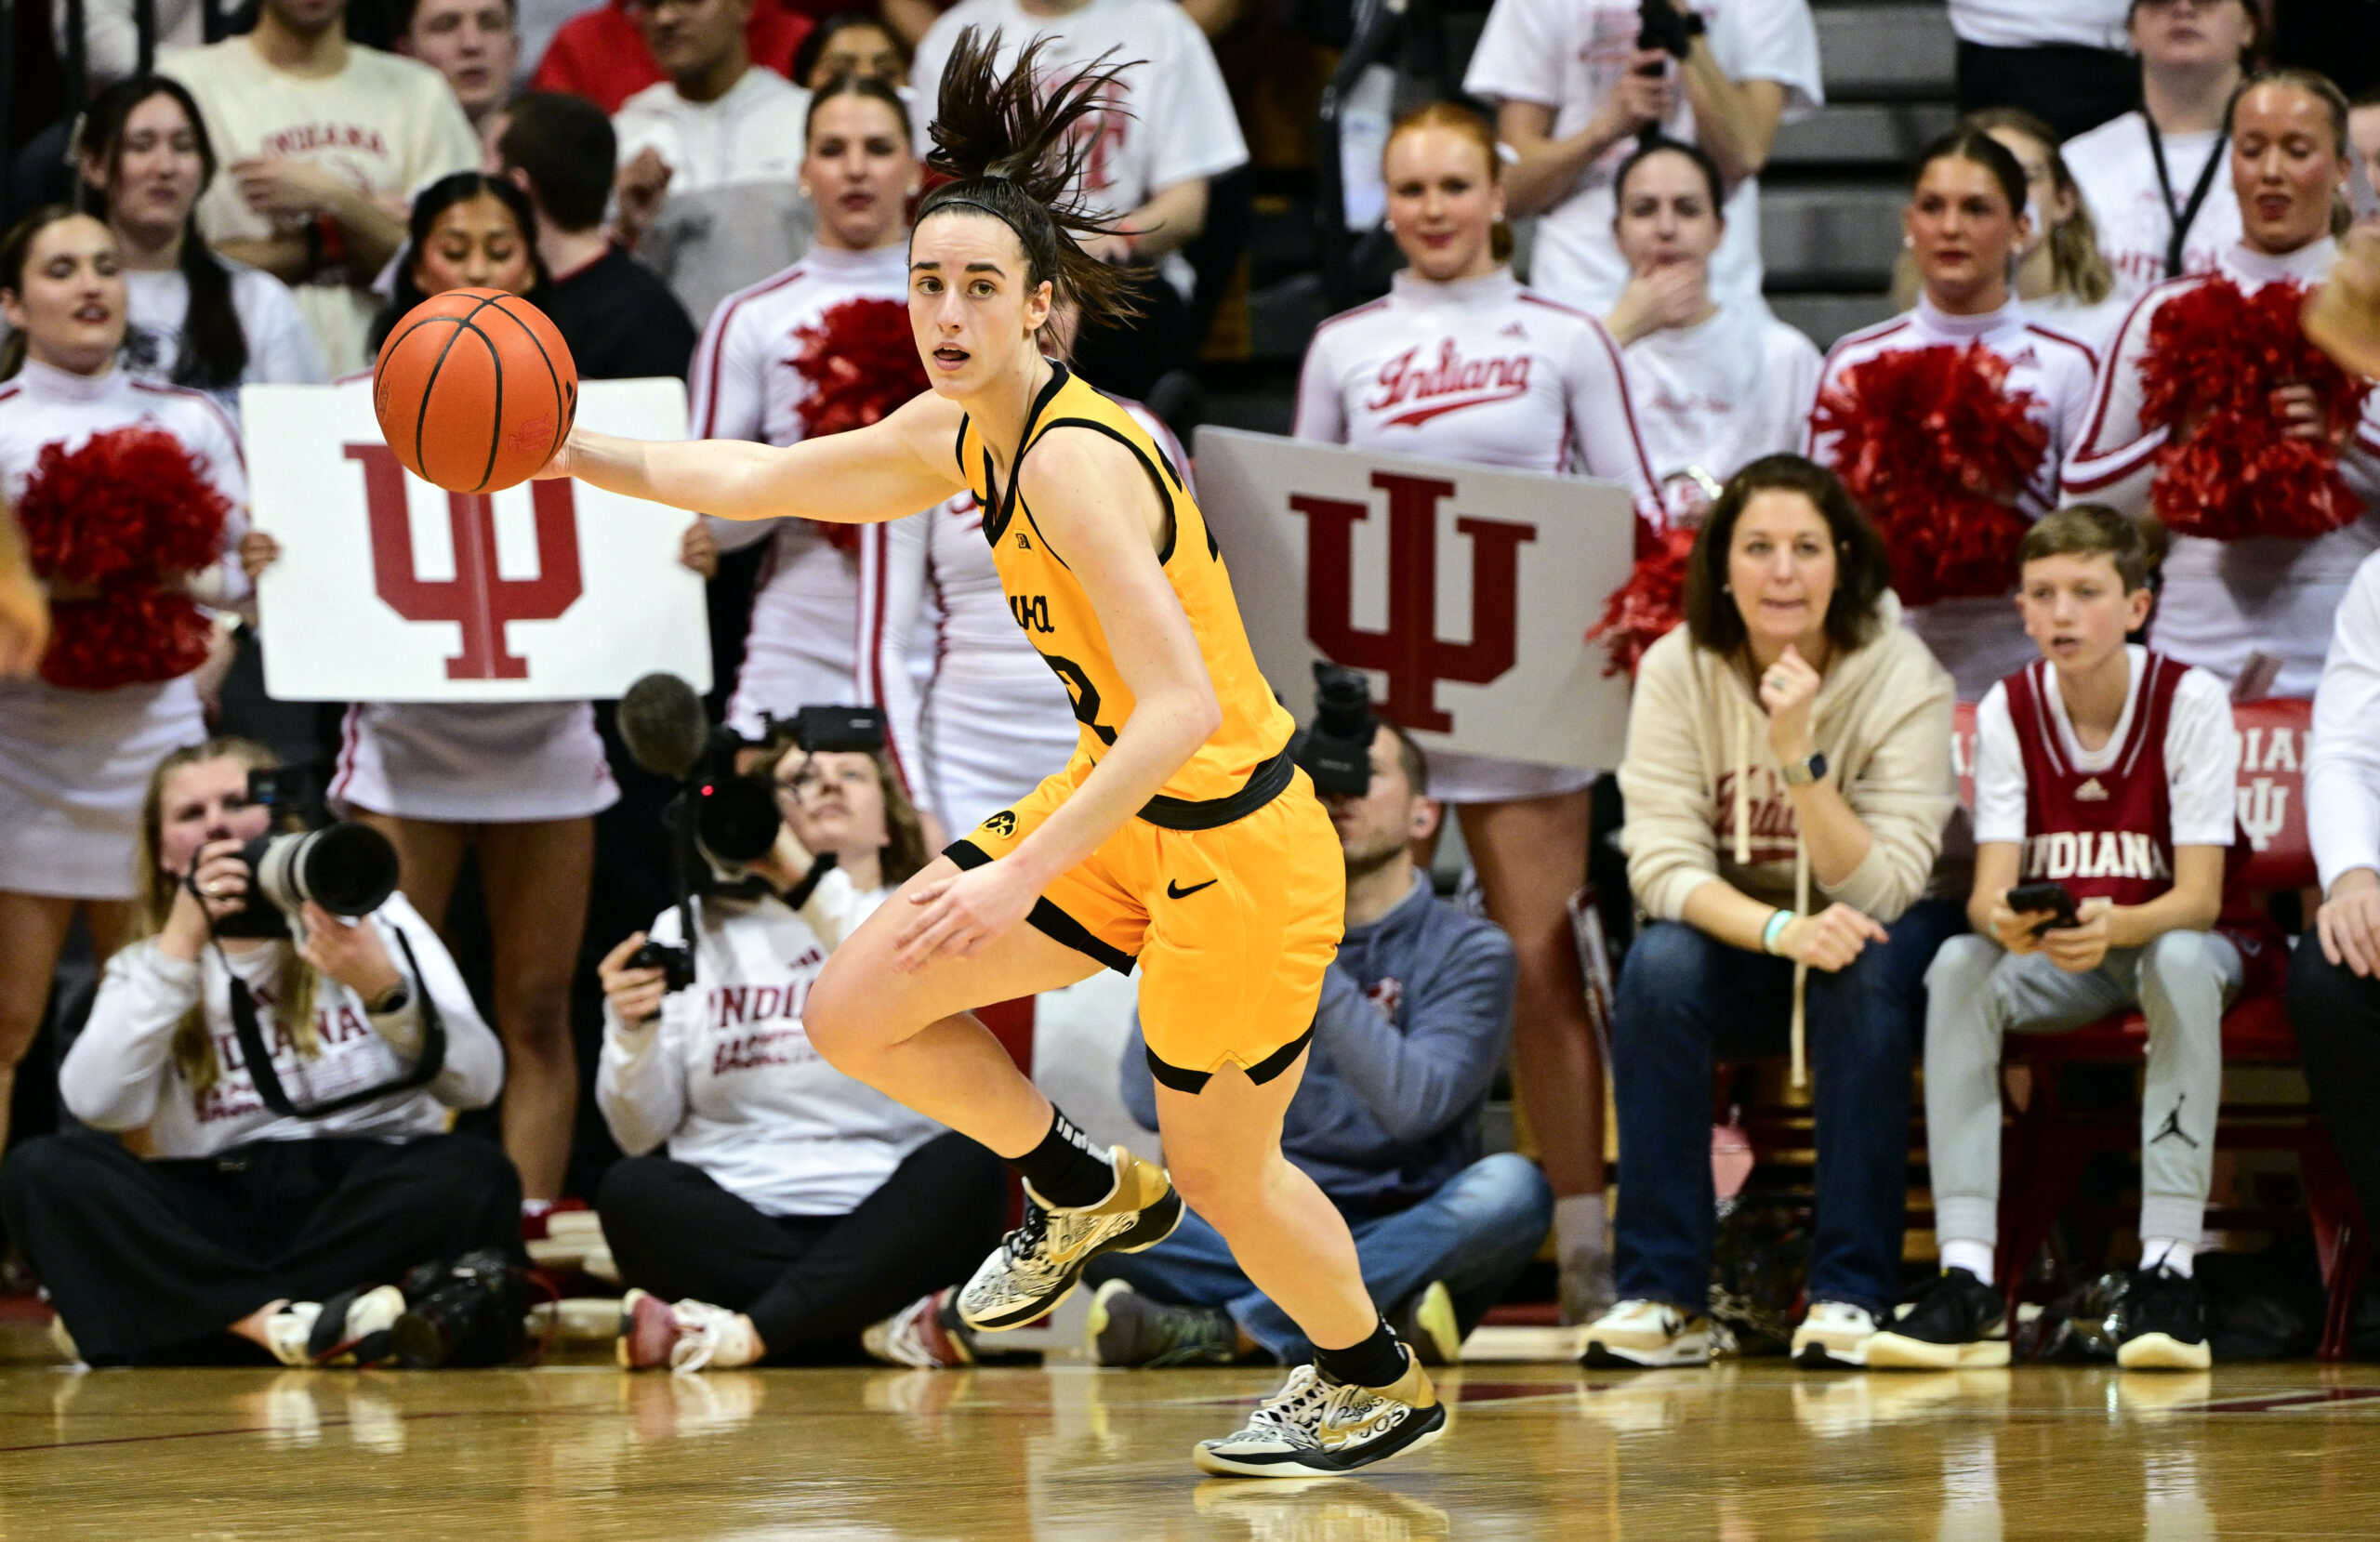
[2005,880,2080,937]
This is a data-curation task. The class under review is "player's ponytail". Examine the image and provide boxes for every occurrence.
[915,28,1143,326]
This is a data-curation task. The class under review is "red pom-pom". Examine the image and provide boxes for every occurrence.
[791,297,931,553]
[14,426,229,691]
[1809,341,2048,608]
[2136,275,2373,540]
[1591,521,1697,678]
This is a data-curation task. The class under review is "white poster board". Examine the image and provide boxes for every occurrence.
[1194,428,1636,772]
[244,376,712,702]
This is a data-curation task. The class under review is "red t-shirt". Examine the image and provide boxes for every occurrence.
[529,0,817,114]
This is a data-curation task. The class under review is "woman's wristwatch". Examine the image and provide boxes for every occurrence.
[1779,750,1828,788]
[365,980,411,1016]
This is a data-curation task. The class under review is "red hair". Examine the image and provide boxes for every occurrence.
[1383,100,1501,181]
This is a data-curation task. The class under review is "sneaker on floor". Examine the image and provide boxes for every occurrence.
[1866,1269,2010,1371]
[1579,1298,1712,1368]
[1086,1279,1237,1367]
[263,1285,405,1368]
[958,1145,1183,1332]
[616,1290,760,1373]
[1391,1280,1461,1367]
[2114,1264,2212,1371]
[1193,1353,1446,1478]
[863,1287,977,1369]
[1791,1300,1880,1369]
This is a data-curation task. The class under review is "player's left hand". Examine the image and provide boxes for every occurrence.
[679,520,720,578]
[894,862,1037,972]
[2039,897,2112,975]
[297,902,405,1001]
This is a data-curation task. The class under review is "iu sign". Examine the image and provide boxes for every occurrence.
[243,377,712,701]
[1194,428,1637,772]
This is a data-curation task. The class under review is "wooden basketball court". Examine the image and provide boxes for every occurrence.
[7,1350,2376,1537]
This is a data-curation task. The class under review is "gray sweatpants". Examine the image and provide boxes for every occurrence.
[1924,929,2240,1252]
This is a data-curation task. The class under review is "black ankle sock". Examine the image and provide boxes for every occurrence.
[1012,1109,1115,1208]
[1314,1319,1408,1389]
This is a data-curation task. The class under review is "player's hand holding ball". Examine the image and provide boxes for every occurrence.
[373,288,578,494]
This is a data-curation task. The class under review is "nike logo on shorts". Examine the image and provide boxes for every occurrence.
[1167,878,1219,900]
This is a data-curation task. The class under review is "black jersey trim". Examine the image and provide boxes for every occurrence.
[953,414,972,488]
[1146,1023,1315,1094]
[1136,745,1297,832]
[1033,415,1182,565]
[979,362,1073,550]
[942,838,1136,974]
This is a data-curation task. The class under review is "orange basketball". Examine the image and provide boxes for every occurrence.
[373,288,578,494]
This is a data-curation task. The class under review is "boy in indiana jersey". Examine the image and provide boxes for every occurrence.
[1870,506,2276,1376]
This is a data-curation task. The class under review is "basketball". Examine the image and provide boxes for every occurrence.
[372,288,578,494]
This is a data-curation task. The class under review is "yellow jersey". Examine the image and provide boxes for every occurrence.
[957,364,1295,828]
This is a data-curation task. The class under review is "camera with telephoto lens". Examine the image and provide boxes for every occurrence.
[390,1248,532,1368]
[1637,0,1693,63]
[1295,662,1379,799]
[209,768,402,940]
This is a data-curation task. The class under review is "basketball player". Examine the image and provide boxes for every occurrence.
[1872,506,2272,1374]
[539,31,1442,1478]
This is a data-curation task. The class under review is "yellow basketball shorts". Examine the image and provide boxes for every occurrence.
[946,756,1344,1092]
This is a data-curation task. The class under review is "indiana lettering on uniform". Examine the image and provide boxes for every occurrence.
[257,124,390,160]
[712,1027,819,1075]
[192,997,379,1123]
[1365,341,1534,426]
[707,971,819,1031]
[2020,828,2174,883]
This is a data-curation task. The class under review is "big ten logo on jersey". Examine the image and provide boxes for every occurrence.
[1290,471,1534,731]
[1010,593,1056,635]
[344,442,585,680]
[2234,707,2305,853]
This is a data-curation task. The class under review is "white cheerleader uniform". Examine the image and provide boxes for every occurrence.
[0,360,247,899]
[693,244,917,739]
[863,399,1190,836]
[1294,266,1660,800]
[1808,295,2099,699]
[2063,239,2380,699]
[1621,300,1822,521]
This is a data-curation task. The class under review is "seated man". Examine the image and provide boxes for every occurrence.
[1084,720,1553,1367]
[1871,506,2275,1376]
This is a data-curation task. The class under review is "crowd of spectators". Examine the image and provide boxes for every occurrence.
[3,0,2380,1377]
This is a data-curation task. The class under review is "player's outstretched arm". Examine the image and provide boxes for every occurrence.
[892,430,1222,971]
[540,389,971,525]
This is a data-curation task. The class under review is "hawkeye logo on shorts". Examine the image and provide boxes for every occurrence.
[985,811,1018,837]
[1011,595,1056,634]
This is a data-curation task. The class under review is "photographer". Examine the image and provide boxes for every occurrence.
[1079,719,1552,1371]
[594,733,1005,1372]
[0,738,515,1368]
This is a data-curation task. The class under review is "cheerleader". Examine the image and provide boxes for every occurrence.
[1293,101,1659,1324]
[243,173,709,1206]
[1807,127,2098,699]
[0,205,247,1153]
[1605,136,1820,522]
[864,390,1191,837]
[72,75,325,408]
[693,74,926,740]
[2065,70,2380,699]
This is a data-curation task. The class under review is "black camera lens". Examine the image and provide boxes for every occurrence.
[697,775,782,864]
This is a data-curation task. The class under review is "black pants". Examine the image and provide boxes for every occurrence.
[1067,270,1199,403]
[0,1131,522,1366]
[1955,42,2139,142]
[596,1131,1006,1363]
[2288,939,2380,1224]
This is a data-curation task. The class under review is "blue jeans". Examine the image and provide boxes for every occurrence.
[1611,902,1961,1316]
[1084,1152,1554,1363]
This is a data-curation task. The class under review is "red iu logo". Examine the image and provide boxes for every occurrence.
[1290,471,1534,731]
[344,442,585,680]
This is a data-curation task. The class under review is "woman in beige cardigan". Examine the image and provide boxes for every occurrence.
[1585,455,1960,1375]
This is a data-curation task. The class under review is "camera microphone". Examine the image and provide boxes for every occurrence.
[621,672,710,781]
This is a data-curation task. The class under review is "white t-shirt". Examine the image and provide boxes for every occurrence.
[60,893,505,1157]
[597,877,944,1217]
[1972,645,2238,850]
[911,0,1249,300]
[1462,0,1822,314]
[1947,0,2128,50]
[1808,295,2100,698]
[2308,551,2380,892]
[162,38,482,376]
[2062,239,2380,697]
[1622,300,1819,515]
[692,244,917,732]
[2066,112,2245,298]
[122,262,328,409]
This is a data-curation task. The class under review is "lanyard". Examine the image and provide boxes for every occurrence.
[2145,117,2227,281]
